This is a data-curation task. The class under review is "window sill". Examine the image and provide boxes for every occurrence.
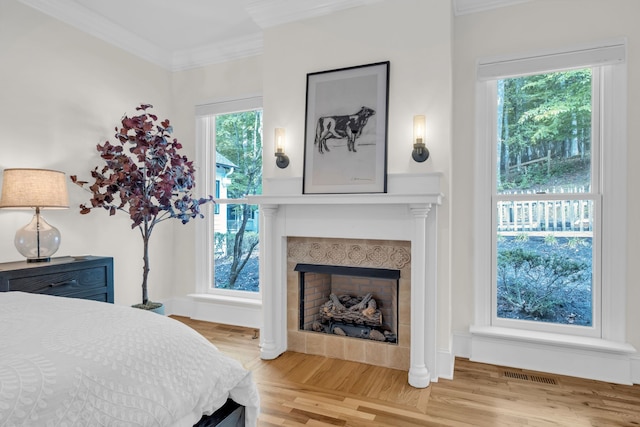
[188,293,262,309]
[470,325,636,355]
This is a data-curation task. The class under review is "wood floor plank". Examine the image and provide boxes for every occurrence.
[286,399,369,423]
[172,316,640,426]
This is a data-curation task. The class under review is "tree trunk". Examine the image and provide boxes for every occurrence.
[228,204,257,288]
[142,230,150,305]
[570,113,579,157]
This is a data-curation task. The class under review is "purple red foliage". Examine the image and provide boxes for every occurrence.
[71,104,212,305]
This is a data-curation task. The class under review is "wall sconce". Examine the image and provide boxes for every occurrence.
[412,115,430,162]
[274,128,290,169]
[0,168,69,262]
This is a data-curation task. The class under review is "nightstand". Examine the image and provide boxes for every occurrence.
[0,256,114,303]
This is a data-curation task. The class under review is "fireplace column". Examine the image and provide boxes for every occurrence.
[259,204,283,359]
[409,203,436,388]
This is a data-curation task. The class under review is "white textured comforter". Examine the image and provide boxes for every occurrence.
[0,292,259,426]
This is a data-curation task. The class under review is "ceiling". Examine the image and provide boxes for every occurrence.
[17,0,531,71]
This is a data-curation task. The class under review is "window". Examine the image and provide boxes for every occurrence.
[474,40,627,341]
[195,97,263,298]
[494,69,597,333]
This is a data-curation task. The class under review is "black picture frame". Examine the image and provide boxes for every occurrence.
[303,61,389,194]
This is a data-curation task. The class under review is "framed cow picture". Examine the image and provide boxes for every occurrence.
[303,61,389,194]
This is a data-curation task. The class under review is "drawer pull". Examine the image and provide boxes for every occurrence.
[49,279,78,288]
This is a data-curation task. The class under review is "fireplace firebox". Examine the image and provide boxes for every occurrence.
[295,263,400,344]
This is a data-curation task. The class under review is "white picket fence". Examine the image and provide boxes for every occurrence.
[497,187,592,233]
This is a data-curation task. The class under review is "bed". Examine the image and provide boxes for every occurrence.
[0,291,259,426]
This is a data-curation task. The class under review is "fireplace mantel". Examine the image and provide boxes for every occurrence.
[249,173,443,388]
[248,192,442,207]
[251,172,443,207]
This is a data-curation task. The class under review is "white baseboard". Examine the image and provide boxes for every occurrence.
[632,355,640,384]
[468,326,638,385]
[453,330,472,359]
[437,349,455,380]
[164,295,263,329]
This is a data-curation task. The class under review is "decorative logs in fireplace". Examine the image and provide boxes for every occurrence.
[313,292,397,343]
[322,293,382,325]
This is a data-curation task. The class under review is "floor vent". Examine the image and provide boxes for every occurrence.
[503,371,529,381]
[502,370,558,385]
[529,375,557,385]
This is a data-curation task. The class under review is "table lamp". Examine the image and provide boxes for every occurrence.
[0,168,69,262]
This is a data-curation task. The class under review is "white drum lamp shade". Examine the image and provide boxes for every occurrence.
[0,168,69,262]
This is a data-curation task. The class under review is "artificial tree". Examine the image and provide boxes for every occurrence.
[72,104,211,309]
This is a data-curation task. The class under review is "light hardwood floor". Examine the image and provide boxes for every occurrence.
[172,316,640,426]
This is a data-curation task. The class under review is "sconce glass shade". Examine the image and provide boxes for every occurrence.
[412,115,430,162]
[0,168,69,262]
[275,128,286,154]
[413,115,426,144]
[274,128,290,169]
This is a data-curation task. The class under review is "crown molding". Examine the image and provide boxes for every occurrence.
[17,0,384,71]
[18,0,173,69]
[18,0,264,70]
[453,0,532,16]
[171,33,263,72]
[243,0,384,29]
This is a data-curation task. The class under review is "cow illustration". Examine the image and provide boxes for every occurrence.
[314,106,376,153]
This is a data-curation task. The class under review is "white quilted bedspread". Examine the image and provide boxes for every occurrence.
[0,292,259,426]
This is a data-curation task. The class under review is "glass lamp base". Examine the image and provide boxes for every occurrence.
[15,212,61,262]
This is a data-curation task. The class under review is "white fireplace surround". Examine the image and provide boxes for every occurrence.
[248,173,443,388]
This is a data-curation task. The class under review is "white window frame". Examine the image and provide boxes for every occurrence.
[194,95,263,300]
[490,70,601,338]
[473,39,627,343]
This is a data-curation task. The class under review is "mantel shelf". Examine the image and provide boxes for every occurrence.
[248,192,443,206]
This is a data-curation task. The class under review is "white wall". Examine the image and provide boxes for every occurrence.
[452,0,640,352]
[0,0,174,306]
